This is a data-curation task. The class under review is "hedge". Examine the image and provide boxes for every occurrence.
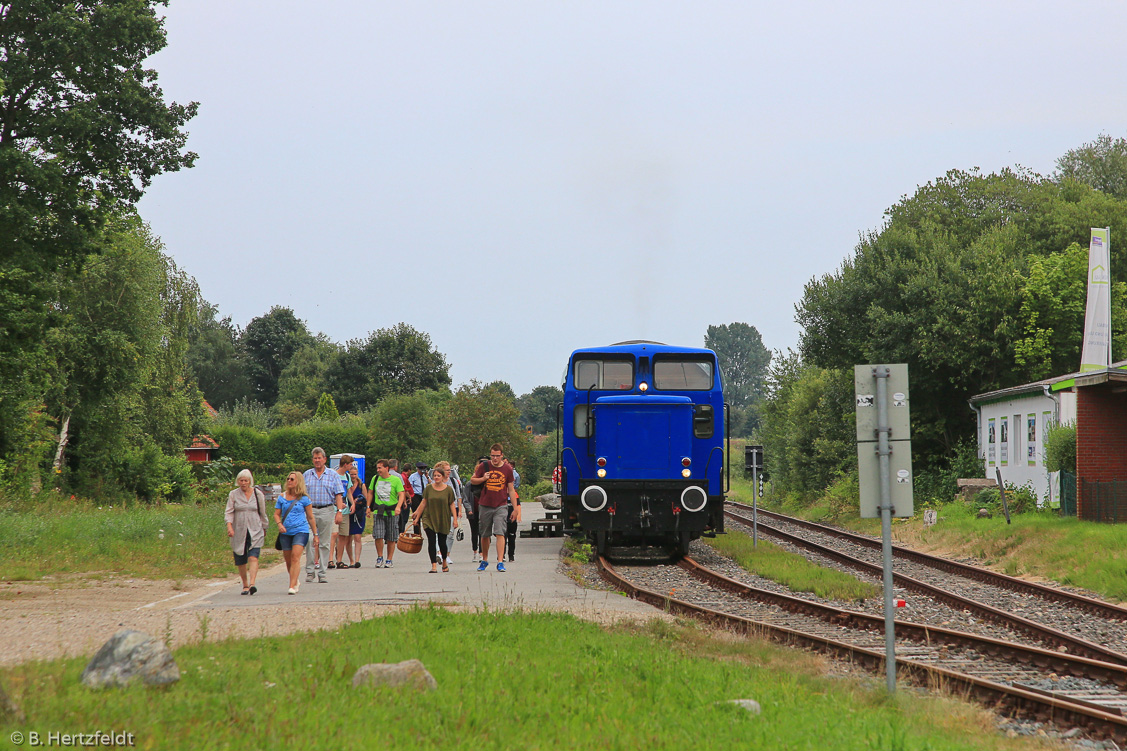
[210,422,372,467]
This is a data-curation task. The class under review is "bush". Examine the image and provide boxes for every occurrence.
[972,483,1039,515]
[1044,422,1076,473]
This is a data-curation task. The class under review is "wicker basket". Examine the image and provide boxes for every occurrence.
[396,532,423,554]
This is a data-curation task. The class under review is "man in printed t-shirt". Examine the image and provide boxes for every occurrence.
[470,442,518,572]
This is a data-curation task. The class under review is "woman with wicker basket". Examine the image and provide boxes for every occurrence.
[410,462,459,573]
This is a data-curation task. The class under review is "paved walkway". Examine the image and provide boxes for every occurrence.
[183,502,659,620]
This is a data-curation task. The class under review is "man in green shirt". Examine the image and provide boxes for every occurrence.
[364,459,406,568]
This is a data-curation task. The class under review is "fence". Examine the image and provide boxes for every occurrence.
[1080,478,1127,523]
[1059,471,1076,517]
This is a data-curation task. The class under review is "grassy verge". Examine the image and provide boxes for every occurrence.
[729,481,1127,604]
[706,528,880,602]
[895,503,1127,602]
[0,498,283,582]
[1,607,1039,750]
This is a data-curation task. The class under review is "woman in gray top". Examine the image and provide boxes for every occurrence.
[225,469,269,595]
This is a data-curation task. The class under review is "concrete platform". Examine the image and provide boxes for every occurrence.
[184,502,660,620]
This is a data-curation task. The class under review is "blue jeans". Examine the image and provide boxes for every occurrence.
[278,532,309,551]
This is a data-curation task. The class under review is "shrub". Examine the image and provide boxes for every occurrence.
[1044,422,1076,473]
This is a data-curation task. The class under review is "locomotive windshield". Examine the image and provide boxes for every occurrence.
[653,359,713,390]
[573,358,633,390]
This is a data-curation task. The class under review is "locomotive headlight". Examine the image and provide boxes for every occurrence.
[639,382,648,392]
[597,468,607,478]
[681,468,691,478]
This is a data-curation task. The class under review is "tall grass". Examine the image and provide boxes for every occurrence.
[0,498,279,581]
[1,607,1031,750]
[707,529,880,602]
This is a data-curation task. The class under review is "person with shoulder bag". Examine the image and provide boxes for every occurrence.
[225,469,269,595]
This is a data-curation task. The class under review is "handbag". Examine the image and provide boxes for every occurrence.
[274,497,300,550]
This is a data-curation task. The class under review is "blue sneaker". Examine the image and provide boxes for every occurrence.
[496,562,506,573]
[477,561,488,572]
[374,557,383,568]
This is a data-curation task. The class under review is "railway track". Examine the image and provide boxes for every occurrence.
[597,554,1127,743]
[724,503,1127,667]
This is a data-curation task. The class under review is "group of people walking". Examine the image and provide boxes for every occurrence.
[224,444,524,595]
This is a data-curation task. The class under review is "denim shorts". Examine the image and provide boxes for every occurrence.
[278,532,310,550]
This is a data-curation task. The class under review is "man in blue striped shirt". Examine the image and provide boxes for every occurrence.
[304,447,344,583]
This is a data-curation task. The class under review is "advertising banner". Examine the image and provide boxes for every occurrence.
[1080,228,1112,372]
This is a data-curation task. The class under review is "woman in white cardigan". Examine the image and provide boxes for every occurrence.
[225,469,269,595]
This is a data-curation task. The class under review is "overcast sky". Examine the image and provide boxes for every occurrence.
[137,1,1127,395]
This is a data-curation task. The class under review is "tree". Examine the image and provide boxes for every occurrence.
[516,385,563,434]
[705,322,771,435]
[1055,134,1127,199]
[367,391,437,465]
[240,306,312,406]
[42,214,199,500]
[185,303,253,409]
[0,0,197,488]
[275,336,340,416]
[314,392,339,421]
[435,381,533,472]
[325,323,452,413]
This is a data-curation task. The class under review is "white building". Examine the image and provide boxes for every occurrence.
[968,374,1078,506]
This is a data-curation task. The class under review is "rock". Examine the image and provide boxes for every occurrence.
[536,493,561,510]
[0,679,25,723]
[81,630,180,688]
[352,660,436,691]
[722,699,761,714]
[976,508,991,519]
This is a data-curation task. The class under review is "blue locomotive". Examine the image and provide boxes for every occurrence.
[558,341,728,556]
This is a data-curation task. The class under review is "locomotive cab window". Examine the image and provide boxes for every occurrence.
[573,358,634,390]
[653,359,713,390]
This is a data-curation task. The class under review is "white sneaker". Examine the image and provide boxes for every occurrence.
[445,557,453,565]
[288,587,296,595]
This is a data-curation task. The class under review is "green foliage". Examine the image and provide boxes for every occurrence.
[275,337,340,416]
[0,1,197,501]
[325,323,452,413]
[211,397,276,431]
[795,165,1127,467]
[705,321,771,415]
[314,392,340,421]
[240,306,312,406]
[184,302,252,409]
[435,380,534,473]
[758,351,854,496]
[209,420,369,466]
[1055,133,1127,199]
[1044,422,1077,474]
[202,456,234,489]
[366,390,440,465]
[515,385,562,434]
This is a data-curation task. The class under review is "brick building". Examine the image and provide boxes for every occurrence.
[1067,367,1127,520]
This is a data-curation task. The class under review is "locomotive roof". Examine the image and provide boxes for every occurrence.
[568,342,717,358]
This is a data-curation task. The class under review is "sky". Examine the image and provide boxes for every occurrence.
[137,1,1127,396]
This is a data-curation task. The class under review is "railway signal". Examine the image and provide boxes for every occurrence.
[745,445,764,547]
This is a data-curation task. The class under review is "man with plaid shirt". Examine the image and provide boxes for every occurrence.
[303,447,344,583]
